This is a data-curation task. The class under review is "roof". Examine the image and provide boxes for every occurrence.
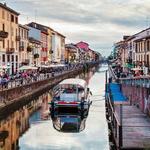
[29,37,41,45]
[0,3,20,15]
[19,24,29,30]
[134,35,150,42]
[27,22,65,37]
[59,78,87,88]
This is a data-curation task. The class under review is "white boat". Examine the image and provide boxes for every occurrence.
[50,78,92,118]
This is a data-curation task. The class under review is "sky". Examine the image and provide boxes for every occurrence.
[1,0,150,56]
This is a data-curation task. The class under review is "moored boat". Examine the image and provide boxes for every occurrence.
[50,78,92,118]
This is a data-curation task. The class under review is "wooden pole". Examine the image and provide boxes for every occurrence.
[119,104,123,148]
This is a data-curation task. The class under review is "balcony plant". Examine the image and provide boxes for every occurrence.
[34,53,39,59]
[27,46,33,52]
[0,31,8,38]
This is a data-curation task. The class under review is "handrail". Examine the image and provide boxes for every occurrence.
[108,94,120,126]
[108,65,118,81]
[120,75,150,81]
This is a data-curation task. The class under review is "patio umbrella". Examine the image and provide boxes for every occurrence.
[131,68,142,71]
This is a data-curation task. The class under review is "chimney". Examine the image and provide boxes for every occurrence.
[4,2,7,6]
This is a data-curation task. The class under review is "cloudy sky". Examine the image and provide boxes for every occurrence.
[1,0,150,56]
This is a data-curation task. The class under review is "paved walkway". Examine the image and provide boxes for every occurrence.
[121,105,150,149]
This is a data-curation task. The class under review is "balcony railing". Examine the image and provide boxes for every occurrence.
[16,35,21,41]
[0,31,8,39]
[6,48,15,54]
[19,46,24,51]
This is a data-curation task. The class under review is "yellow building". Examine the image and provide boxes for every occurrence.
[18,24,29,66]
[0,3,19,74]
[28,37,41,66]
[65,43,78,63]
[51,30,65,63]
[47,27,53,64]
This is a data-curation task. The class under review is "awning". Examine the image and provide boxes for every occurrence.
[123,63,134,68]
[0,65,10,69]
[59,78,87,88]
[131,67,142,71]
[19,65,38,70]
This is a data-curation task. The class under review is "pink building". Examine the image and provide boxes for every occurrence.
[76,41,89,51]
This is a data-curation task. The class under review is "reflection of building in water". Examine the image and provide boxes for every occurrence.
[78,67,96,84]
[40,93,52,119]
[0,106,29,150]
[52,115,87,133]
[0,94,47,150]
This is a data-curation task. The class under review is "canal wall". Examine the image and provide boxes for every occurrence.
[108,65,150,116]
[121,84,150,116]
[0,63,99,120]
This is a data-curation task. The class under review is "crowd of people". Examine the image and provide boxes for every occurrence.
[112,64,144,79]
[0,63,90,89]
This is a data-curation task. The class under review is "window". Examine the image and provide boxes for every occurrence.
[7,12,9,21]
[2,54,5,62]
[11,55,14,62]
[21,29,23,38]
[7,40,9,48]
[2,24,5,31]
[2,10,5,19]
[11,27,14,36]
[147,40,150,51]
[16,29,17,36]
[135,43,137,53]
[11,41,14,48]
[7,55,10,62]
[11,14,14,22]
[19,28,20,36]
[15,17,18,24]
[16,55,18,62]
[3,40,5,48]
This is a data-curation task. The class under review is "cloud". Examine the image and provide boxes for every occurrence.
[4,0,150,56]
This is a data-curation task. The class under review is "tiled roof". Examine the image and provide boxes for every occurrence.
[0,3,19,15]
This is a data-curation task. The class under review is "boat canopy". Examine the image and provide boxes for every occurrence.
[59,78,87,88]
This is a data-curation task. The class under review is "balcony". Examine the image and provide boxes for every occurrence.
[6,48,15,54]
[27,46,33,52]
[0,31,8,39]
[19,46,24,51]
[22,59,29,65]
[16,35,21,41]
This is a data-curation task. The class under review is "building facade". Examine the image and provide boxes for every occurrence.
[28,37,41,66]
[18,24,29,66]
[0,3,19,74]
[51,31,65,63]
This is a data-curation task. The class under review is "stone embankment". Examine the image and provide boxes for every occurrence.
[0,62,99,120]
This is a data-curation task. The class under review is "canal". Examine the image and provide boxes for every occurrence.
[0,65,109,150]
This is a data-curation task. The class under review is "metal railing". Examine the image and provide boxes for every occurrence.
[0,62,99,104]
[106,94,122,149]
[108,65,118,82]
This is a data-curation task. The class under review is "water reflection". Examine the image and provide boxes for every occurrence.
[52,114,87,133]
[0,66,109,150]
[0,93,49,150]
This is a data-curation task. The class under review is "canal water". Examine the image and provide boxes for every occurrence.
[0,65,109,150]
